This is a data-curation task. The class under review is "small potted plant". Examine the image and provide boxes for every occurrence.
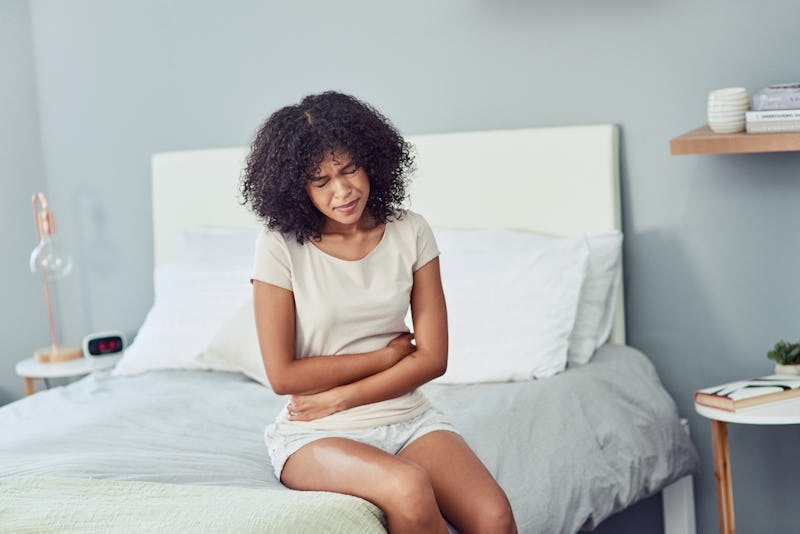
[767,340,800,375]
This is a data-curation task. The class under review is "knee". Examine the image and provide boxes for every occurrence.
[382,463,440,525]
[471,497,516,534]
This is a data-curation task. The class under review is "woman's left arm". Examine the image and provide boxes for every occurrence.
[287,257,448,421]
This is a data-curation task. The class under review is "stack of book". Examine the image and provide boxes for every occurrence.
[747,83,800,133]
[695,375,800,412]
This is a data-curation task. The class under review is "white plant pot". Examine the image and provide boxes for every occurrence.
[774,363,800,376]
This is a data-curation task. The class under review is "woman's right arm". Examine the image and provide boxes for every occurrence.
[253,280,412,395]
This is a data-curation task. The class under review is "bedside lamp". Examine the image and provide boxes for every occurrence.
[30,192,82,363]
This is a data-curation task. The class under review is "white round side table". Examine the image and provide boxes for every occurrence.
[694,397,800,534]
[15,355,122,396]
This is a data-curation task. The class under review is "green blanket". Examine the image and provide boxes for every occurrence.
[0,477,386,533]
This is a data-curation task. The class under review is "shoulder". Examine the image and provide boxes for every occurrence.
[388,209,431,230]
[253,228,295,289]
[387,210,438,260]
[255,227,301,263]
[256,226,290,249]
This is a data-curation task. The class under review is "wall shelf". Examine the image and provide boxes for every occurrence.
[670,125,800,155]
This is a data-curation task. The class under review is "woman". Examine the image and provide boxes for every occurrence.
[242,91,516,533]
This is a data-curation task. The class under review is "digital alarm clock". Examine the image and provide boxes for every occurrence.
[82,331,127,359]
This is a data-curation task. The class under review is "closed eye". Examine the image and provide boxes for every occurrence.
[342,163,359,175]
[311,180,329,189]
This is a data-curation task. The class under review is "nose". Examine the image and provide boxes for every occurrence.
[331,177,352,199]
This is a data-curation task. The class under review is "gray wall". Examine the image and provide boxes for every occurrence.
[3,0,800,531]
[0,0,48,404]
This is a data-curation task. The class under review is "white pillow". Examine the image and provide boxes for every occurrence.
[432,228,622,368]
[567,232,623,366]
[429,232,590,383]
[197,231,588,386]
[182,226,611,385]
[114,258,253,375]
[196,299,270,387]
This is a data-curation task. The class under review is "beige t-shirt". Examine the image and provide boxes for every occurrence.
[252,210,440,430]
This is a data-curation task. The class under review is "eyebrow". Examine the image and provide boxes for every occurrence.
[310,160,356,181]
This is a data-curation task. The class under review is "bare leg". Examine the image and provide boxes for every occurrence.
[400,431,517,534]
[281,437,448,534]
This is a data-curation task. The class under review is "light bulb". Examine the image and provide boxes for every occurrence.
[30,235,73,281]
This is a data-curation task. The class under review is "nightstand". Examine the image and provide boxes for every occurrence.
[694,396,800,534]
[15,355,122,396]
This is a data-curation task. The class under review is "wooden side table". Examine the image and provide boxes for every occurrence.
[694,396,800,534]
[15,355,122,395]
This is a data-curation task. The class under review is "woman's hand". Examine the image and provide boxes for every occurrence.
[287,388,346,422]
[385,332,416,364]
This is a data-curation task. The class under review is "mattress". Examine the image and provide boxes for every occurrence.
[0,344,698,533]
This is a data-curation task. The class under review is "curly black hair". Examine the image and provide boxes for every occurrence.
[241,91,415,243]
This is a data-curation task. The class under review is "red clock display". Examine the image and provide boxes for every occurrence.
[88,336,124,355]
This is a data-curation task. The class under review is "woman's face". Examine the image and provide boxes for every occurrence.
[305,151,370,231]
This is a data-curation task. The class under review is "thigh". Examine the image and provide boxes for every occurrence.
[399,431,517,533]
[281,436,426,504]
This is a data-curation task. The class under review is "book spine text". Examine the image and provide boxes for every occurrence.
[746,110,800,121]
[746,121,800,133]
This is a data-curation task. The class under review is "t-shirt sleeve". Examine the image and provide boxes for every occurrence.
[411,212,440,272]
[252,229,293,291]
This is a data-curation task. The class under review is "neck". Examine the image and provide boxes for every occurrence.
[321,212,375,236]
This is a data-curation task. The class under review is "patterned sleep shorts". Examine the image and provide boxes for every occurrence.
[264,407,459,479]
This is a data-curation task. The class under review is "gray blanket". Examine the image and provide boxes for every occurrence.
[0,344,698,533]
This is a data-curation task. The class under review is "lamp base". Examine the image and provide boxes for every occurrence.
[34,345,83,363]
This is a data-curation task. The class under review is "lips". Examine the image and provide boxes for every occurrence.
[335,198,359,213]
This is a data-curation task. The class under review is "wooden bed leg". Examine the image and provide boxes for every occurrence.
[710,419,735,534]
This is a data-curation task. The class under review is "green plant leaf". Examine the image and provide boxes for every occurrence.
[766,339,800,364]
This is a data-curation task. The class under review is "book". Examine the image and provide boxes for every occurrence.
[746,120,800,133]
[746,109,800,122]
[751,83,800,111]
[695,375,800,411]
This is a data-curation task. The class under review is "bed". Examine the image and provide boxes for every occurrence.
[0,125,699,533]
